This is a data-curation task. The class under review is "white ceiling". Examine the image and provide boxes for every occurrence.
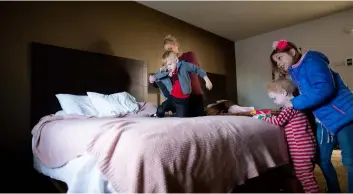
[138,1,353,41]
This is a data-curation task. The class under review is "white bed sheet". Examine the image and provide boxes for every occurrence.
[33,139,114,193]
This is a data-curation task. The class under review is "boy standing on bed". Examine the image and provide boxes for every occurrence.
[254,78,319,193]
[149,51,213,118]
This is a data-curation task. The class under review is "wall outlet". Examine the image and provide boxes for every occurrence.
[345,57,353,66]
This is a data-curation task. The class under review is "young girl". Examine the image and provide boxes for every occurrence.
[271,40,353,192]
[255,78,319,193]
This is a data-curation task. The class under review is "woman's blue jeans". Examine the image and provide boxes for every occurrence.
[316,122,353,192]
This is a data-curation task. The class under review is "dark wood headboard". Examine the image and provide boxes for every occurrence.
[199,72,227,106]
[30,42,147,128]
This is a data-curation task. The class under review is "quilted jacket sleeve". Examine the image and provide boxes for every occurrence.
[292,58,336,110]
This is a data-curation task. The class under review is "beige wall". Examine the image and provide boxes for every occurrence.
[0,2,235,161]
[235,9,353,109]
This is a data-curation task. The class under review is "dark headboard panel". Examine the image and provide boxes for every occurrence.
[199,72,227,106]
[30,42,147,128]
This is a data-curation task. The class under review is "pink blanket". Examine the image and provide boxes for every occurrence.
[32,115,289,192]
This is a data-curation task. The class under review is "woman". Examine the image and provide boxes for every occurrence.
[270,40,353,192]
[161,35,205,117]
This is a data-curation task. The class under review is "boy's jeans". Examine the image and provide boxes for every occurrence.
[316,122,353,192]
[156,96,189,118]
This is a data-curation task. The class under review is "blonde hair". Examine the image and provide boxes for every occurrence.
[267,78,297,95]
[161,50,177,63]
[164,34,179,46]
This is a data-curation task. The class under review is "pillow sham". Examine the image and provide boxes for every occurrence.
[55,94,98,116]
[87,91,139,117]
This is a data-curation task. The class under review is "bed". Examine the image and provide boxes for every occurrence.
[30,42,291,193]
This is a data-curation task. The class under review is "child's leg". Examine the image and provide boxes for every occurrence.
[291,127,319,192]
[155,81,172,99]
[156,98,173,118]
[337,122,353,193]
[291,155,319,193]
[316,122,341,192]
[172,97,189,117]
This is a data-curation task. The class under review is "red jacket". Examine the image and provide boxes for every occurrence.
[178,52,202,95]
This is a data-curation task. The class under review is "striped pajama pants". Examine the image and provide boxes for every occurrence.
[286,127,319,193]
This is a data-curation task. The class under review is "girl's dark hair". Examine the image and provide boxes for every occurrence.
[270,41,302,79]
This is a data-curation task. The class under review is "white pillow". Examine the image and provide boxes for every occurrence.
[55,94,98,116]
[87,91,139,117]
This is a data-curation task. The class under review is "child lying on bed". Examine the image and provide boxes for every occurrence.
[254,78,319,193]
[149,51,213,118]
